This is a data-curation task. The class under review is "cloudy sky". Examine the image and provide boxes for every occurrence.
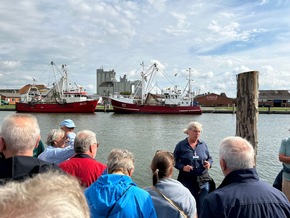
[1,0,289,97]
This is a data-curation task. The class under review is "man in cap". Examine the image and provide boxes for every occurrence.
[60,119,76,147]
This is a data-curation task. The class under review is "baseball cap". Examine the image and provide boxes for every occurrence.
[59,119,76,128]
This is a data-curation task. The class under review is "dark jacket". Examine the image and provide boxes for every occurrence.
[0,156,60,185]
[200,168,290,218]
[273,164,290,191]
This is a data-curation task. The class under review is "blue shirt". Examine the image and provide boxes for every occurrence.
[38,145,75,165]
[279,137,290,181]
[174,138,213,176]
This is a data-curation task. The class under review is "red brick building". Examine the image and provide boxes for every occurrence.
[195,92,235,107]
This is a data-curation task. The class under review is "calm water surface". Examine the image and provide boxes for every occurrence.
[1,111,289,188]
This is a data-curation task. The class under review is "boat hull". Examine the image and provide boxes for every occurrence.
[15,100,98,113]
[110,98,202,114]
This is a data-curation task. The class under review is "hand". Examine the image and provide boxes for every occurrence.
[183,165,193,172]
[203,160,210,170]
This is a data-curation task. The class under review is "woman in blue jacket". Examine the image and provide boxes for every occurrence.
[85,148,157,218]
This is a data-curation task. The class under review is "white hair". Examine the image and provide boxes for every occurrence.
[219,136,255,171]
[0,114,40,153]
[107,148,135,175]
[74,130,97,153]
[0,171,90,218]
[183,121,203,134]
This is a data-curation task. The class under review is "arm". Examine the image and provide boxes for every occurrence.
[279,153,290,164]
[40,146,75,164]
[51,145,75,161]
[174,142,193,172]
[200,142,212,170]
[279,139,290,164]
[174,143,184,171]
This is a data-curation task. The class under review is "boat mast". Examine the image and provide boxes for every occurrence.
[187,68,193,105]
[62,64,68,92]
[140,61,145,104]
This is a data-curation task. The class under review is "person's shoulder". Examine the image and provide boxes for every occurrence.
[176,138,187,146]
[94,160,107,167]
[143,186,153,192]
[166,178,188,188]
[198,139,208,145]
[37,158,60,169]
[132,185,152,197]
[58,158,71,167]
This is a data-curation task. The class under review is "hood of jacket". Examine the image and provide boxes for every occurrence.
[85,174,136,216]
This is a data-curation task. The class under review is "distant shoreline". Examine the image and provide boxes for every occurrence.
[1,106,290,114]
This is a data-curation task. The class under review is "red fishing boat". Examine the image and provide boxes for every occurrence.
[16,61,98,113]
[110,63,202,114]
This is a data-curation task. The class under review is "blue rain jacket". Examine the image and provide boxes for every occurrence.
[85,174,157,218]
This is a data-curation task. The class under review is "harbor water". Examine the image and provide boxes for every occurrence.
[0,111,289,188]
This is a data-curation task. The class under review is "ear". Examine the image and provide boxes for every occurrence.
[220,158,230,176]
[169,166,173,177]
[0,137,6,152]
[89,145,93,153]
[128,168,134,177]
[220,158,226,171]
[35,135,41,149]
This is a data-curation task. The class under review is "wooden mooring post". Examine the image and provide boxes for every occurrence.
[236,71,259,165]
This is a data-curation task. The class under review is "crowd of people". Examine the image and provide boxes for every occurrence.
[0,113,290,217]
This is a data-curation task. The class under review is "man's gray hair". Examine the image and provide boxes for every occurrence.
[0,114,40,153]
[219,136,255,171]
[107,148,135,175]
[74,130,97,153]
[0,171,90,218]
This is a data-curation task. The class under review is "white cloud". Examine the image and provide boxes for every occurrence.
[0,0,289,97]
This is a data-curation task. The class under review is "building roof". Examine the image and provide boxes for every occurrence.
[259,90,290,100]
[0,89,19,93]
[0,92,21,98]
[18,84,47,94]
